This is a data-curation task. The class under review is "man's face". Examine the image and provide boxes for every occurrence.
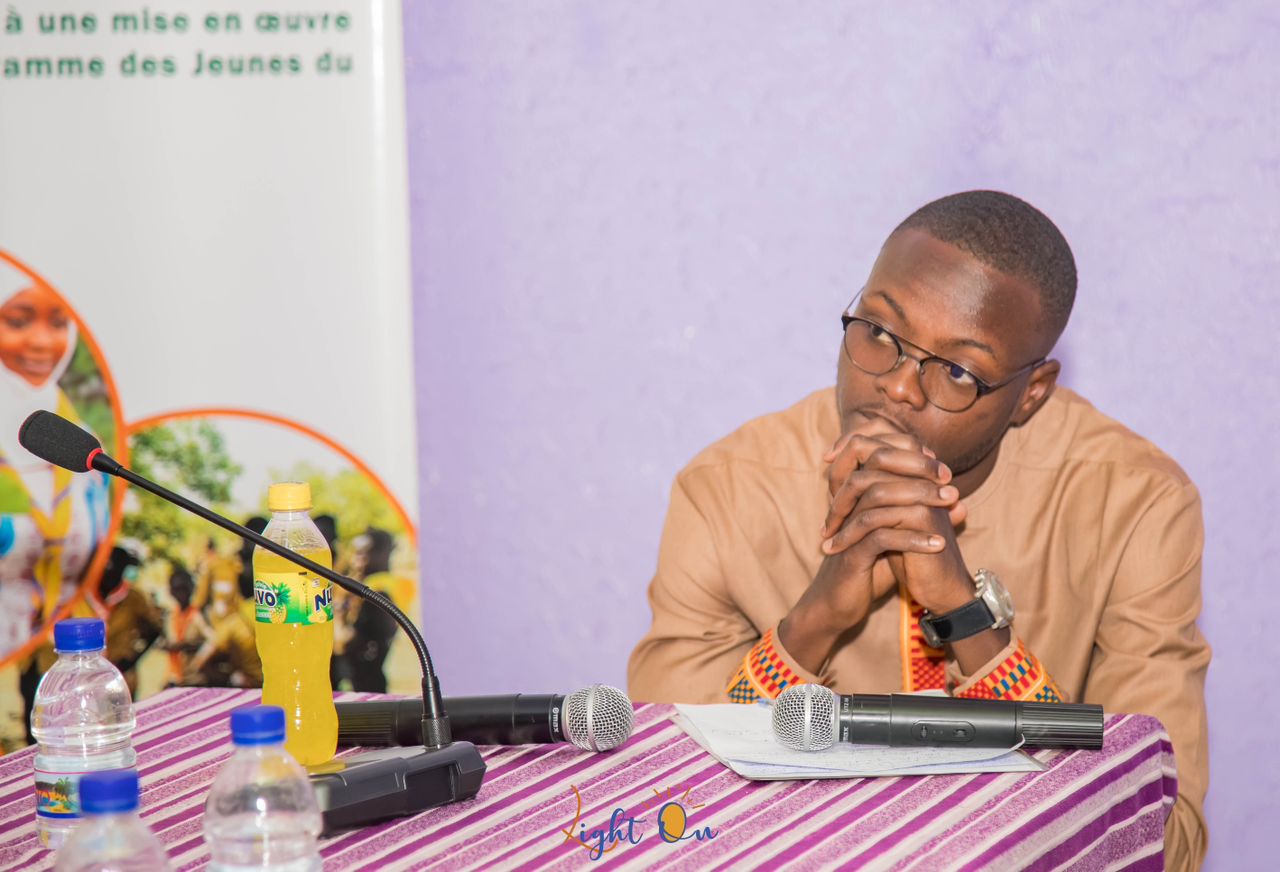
[0,286,71,387]
[350,535,371,575]
[170,576,194,609]
[836,229,1051,475]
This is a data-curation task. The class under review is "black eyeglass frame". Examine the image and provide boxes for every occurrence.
[840,313,1045,412]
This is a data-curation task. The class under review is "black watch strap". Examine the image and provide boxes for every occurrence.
[921,597,996,645]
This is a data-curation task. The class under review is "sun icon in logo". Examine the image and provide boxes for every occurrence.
[638,784,708,843]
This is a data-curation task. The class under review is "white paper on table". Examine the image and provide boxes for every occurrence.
[672,702,1045,781]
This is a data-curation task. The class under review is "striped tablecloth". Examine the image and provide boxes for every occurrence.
[0,687,1175,871]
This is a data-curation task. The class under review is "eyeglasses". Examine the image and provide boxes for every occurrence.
[840,312,1043,413]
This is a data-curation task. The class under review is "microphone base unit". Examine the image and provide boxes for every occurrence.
[309,742,486,835]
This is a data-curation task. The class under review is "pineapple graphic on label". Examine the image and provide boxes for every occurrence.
[270,582,291,623]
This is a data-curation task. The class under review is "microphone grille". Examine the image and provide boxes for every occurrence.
[772,684,838,751]
[563,684,634,752]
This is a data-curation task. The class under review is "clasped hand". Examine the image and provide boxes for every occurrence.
[804,418,975,635]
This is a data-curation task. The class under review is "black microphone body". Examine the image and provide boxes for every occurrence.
[838,693,1101,749]
[338,694,566,747]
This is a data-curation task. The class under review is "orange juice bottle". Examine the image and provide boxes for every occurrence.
[253,482,337,765]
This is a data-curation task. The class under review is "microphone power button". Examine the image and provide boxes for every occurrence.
[912,721,975,743]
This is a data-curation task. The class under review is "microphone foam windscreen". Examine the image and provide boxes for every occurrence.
[18,410,102,472]
[773,684,838,751]
[563,684,634,752]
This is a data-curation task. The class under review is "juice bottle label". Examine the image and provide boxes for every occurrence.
[254,570,333,625]
[34,766,83,819]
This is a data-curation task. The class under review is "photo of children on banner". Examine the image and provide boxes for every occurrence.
[122,516,413,696]
[0,259,420,749]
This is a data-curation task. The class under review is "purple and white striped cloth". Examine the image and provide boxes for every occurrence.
[0,688,1175,870]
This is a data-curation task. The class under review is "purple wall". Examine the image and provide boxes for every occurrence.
[403,4,1277,867]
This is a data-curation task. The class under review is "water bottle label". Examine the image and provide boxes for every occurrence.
[34,767,84,819]
[254,571,334,625]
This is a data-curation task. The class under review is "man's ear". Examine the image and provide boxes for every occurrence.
[1010,359,1060,426]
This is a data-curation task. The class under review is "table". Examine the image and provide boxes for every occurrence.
[0,688,1175,870]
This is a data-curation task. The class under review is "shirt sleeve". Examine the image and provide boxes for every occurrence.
[950,479,1208,871]
[949,637,1065,702]
[724,625,820,703]
[1083,479,1210,871]
[627,472,820,704]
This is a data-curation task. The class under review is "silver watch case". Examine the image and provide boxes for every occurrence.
[974,568,1015,629]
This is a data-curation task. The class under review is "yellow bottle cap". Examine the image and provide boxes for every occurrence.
[267,481,312,512]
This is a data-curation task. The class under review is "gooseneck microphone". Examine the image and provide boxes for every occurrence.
[18,410,485,832]
[336,686,635,752]
[773,684,1103,751]
[20,410,449,749]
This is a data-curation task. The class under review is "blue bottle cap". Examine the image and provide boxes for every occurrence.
[53,618,106,652]
[230,705,286,746]
[80,769,140,815]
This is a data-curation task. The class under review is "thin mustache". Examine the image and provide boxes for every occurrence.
[855,407,912,435]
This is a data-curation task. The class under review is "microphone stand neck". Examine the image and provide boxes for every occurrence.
[103,458,451,749]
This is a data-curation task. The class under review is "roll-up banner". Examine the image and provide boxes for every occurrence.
[0,1,417,747]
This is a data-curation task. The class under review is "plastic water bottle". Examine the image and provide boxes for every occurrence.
[54,769,171,871]
[32,618,136,850]
[253,482,337,765]
[203,705,324,871]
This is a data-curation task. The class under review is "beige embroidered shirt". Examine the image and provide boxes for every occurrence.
[628,386,1209,871]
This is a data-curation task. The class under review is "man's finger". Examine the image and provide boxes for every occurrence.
[823,431,856,464]
[828,525,946,561]
[824,475,959,538]
[861,445,952,484]
[827,433,883,496]
[823,503,942,554]
[827,433,945,497]
[824,414,917,463]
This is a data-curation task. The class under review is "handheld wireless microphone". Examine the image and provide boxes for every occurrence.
[336,686,635,751]
[773,684,1103,751]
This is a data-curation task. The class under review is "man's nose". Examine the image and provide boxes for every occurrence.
[875,356,929,410]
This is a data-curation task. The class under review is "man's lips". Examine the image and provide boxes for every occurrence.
[852,408,909,434]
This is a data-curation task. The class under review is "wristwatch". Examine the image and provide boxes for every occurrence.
[918,569,1014,648]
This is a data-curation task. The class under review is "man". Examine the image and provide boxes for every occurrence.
[189,554,262,687]
[628,191,1209,870]
[333,528,401,692]
[165,567,202,686]
[90,545,165,696]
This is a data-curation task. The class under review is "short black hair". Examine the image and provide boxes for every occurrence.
[100,546,140,598]
[894,191,1077,337]
[363,528,395,560]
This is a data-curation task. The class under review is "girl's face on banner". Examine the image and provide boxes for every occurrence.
[0,285,71,387]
